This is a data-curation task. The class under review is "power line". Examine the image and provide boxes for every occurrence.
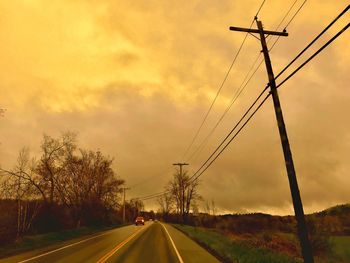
[275,4,349,80]
[272,0,299,33]
[186,0,307,164]
[255,0,266,18]
[269,0,308,51]
[284,0,308,29]
[187,86,269,182]
[188,17,349,184]
[186,53,263,163]
[190,93,271,183]
[136,191,168,200]
[180,0,267,161]
[180,34,249,161]
[135,20,346,200]
[133,4,348,202]
[276,22,350,89]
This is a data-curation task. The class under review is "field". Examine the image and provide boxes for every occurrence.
[174,224,350,263]
[173,224,301,263]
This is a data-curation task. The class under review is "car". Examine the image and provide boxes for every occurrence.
[135,216,145,226]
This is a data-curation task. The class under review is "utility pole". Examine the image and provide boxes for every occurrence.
[122,187,130,224]
[173,163,189,219]
[173,163,189,177]
[230,19,314,263]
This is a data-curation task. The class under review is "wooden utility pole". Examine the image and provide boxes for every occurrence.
[122,187,130,223]
[229,19,314,263]
[173,163,189,177]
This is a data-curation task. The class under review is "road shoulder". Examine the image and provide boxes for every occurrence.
[163,223,220,263]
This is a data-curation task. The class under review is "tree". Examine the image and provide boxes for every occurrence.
[167,170,200,222]
[57,149,124,227]
[203,199,217,216]
[157,192,173,220]
[128,199,144,221]
[1,132,125,233]
[0,148,41,236]
[36,132,77,205]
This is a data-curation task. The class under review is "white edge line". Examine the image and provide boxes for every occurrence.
[17,227,124,263]
[161,223,184,263]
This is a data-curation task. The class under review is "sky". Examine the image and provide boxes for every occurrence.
[0,0,349,215]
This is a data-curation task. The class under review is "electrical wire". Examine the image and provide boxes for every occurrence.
[186,54,264,163]
[284,0,308,29]
[133,3,349,202]
[136,191,168,200]
[188,20,350,184]
[269,0,308,51]
[186,0,306,164]
[272,0,299,34]
[190,93,271,183]
[187,86,269,182]
[180,0,267,161]
[276,22,349,89]
[275,4,349,80]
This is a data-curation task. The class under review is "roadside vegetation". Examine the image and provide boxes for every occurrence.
[0,132,144,250]
[156,167,350,263]
[174,224,300,263]
[164,205,350,262]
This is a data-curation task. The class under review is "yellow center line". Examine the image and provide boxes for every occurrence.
[96,224,150,263]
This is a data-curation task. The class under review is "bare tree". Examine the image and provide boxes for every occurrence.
[167,170,200,222]
[0,148,41,236]
[128,199,144,220]
[203,199,217,216]
[55,149,124,227]
[36,132,76,205]
[157,192,173,218]
[0,132,125,233]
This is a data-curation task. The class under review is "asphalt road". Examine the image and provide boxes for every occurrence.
[1,222,220,263]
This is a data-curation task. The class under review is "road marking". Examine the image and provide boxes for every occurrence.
[96,224,149,263]
[161,223,184,263]
[18,227,124,263]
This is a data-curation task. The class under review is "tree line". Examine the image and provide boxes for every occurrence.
[0,132,141,244]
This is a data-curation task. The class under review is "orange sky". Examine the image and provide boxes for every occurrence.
[1,0,349,215]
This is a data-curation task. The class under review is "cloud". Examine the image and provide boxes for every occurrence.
[0,0,349,215]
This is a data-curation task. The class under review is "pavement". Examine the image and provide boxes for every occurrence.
[0,222,220,263]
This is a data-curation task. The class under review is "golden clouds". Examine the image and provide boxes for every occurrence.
[1,0,350,214]
[0,0,164,112]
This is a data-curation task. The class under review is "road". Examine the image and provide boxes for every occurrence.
[0,222,220,263]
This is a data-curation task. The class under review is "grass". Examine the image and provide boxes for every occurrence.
[173,224,301,263]
[330,236,350,262]
[0,224,126,259]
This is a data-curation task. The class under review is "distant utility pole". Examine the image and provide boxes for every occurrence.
[230,19,314,263]
[122,187,130,223]
[172,163,189,177]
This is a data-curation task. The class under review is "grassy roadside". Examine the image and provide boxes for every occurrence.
[0,224,128,259]
[173,224,301,263]
[330,236,350,262]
